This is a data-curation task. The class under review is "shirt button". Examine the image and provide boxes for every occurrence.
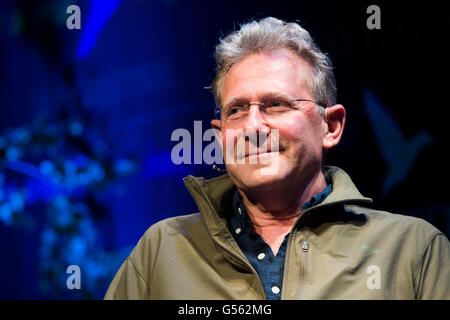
[257,253,265,260]
[235,227,242,234]
[237,207,242,215]
[271,286,280,294]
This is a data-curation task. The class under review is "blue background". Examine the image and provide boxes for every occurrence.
[1,0,449,299]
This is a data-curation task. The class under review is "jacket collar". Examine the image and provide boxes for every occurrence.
[183,166,372,239]
[321,166,372,206]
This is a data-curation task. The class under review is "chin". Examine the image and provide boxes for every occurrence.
[227,159,292,191]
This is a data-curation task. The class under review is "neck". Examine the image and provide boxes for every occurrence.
[238,168,327,228]
[237,169,327,256]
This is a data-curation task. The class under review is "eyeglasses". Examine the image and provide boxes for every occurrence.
[214,98,327,123]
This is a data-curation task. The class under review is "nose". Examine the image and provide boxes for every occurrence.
[243,104,270,136]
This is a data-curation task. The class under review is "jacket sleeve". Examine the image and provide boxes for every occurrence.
[104,257,150,300]
[414,233,450,299]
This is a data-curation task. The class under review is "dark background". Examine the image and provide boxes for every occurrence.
[0,0,449,299]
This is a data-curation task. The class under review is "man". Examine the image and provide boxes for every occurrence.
[105,17,450,299]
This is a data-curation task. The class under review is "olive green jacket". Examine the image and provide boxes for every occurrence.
[104,166,450,299]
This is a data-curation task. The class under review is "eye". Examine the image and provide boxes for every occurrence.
[271,101,284,107]
[267,100,291,109]
[228,105,246,115]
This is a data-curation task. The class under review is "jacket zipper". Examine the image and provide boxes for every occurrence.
[282,201,336,299]
[294,239,308,298]
[283,199,364,298]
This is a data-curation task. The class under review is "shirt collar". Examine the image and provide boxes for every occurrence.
[230,183,333,232]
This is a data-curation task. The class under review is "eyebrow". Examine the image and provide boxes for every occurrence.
[222,91,294,107]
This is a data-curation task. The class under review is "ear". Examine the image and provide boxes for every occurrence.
[322,104,346,149]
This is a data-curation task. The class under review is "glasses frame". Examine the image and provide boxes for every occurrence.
[214,98,327,120]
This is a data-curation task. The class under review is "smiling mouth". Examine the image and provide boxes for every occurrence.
[245,150,279,158]
[243,147,285,159]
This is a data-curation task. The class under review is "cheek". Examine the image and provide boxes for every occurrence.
[221,127,238,148]
[277,117,307,143]
[281,106,319,130]
[301,104,318,121]
[277,117,323,152]
[221,127,243,162]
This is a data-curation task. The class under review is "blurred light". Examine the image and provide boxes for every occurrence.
[64,160,77,176]
[79,219,97,243]
[88,162,105,181]
[67,236,87,261]
[6,147,19,161]
[54,208,72,227]
[78,172,90,186]
[114,159,134,174]
[73,154,89,167]
[85,261,104,279]
[69,121,83,136]
[25,178,58,204]
[0,203,12,225]
[9,191,24,212]
[54,195,69,210]
[40,160,55,175]
[75,0,122,60]
[10,128,30,144]
[41,228,57,246]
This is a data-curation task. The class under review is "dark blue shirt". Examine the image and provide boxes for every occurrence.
[228,184,332,300]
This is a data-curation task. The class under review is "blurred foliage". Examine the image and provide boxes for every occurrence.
[0,117,136,299]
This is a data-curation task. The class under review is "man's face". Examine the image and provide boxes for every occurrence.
[213,48,327,192]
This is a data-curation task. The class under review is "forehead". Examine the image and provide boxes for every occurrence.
[221,48,313,103]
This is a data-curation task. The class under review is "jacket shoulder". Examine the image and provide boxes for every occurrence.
[133,212,206,257]
[127,212,207,277]
[104,212,205,299]
[142,212,204,240]
[344,204,444,243]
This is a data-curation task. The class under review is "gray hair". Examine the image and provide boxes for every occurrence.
[210,17,336,108]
